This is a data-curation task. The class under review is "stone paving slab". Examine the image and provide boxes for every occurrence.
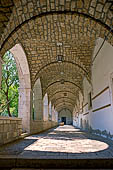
[0,126,113,168]
[0,125,113,160]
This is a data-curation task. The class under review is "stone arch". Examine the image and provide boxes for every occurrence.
[0,1,113,51]
[58,108,72,125]
[34,61,90,85]
[10,44,31,133]
[56,105,73,113]
[33,78,43,120]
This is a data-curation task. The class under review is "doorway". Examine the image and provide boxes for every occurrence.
[61,117,66,125]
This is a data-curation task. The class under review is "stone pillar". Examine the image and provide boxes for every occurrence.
[18,87,32,133]
[43,104,48,121]
[33,86,43,120]
[35,99,43,120]
[10,44,31,133]
[51,105,56,121]
[43,94,48,121]
[48,102,52,120]
[55,110,58,122]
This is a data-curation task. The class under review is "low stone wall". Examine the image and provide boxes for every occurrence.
[0,116,22,145]
[30,120,58,134]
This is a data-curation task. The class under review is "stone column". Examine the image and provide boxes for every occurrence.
[51,105,56,121]
[55,110,58,122]
[33,86,43,120]
[43,103,48,121]
[10,44,31,133]
[43,94,49,121]
[18,87,32,133]
[48,102,52,121]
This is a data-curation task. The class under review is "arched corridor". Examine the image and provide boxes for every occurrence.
[58,108,72,125]
[0,0,113,169]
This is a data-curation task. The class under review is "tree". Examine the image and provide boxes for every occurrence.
[0,51,19,117]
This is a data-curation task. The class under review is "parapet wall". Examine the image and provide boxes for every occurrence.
[0,116,22,145]
[0,116,58,145]
[30,120,58,134]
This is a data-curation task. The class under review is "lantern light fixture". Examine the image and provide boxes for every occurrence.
[57,55,63,62]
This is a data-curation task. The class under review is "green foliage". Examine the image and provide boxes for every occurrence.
[0,51,19,117]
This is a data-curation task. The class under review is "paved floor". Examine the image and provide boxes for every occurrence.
[0,125,113,159]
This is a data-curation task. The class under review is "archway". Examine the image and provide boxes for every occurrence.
[0,51,19,117]
[58,108,72,125]
[10,44,31,133]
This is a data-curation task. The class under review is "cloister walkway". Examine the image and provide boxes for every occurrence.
[0,125,113,169]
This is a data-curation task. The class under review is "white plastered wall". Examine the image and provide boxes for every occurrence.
[73,38,113,135]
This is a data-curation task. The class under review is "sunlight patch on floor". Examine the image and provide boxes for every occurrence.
[24,138,109,153]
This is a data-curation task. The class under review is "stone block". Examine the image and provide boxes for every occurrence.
[0,117,22,145]
[18,124,22,129]
[0,120,4,124]
[18,121,22,125]
[0,125,4,132]
[6,120,10,124]
[11,120,14,124]
[7,132,12,139]
[13,132,18,137]
[4,124,9,132]
[19,129,22,135]
[3,132,7,141]
[8,124,12,131]
[0,133,3,140]
[3,120,6,124]
[12,123,16,129]
[96,3,103,12]
[0,134,3,144]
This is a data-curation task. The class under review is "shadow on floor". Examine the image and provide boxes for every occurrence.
[0,126,113,169]
[0,126,113,158]
[0,138,38,155]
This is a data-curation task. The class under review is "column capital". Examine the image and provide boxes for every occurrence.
[18,87,31,90]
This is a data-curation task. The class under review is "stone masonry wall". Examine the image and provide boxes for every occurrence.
[0,116,22,145]
[30,120,58,134]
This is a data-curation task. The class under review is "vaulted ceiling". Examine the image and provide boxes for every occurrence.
[0,0,14,36]
[0,0,113,112]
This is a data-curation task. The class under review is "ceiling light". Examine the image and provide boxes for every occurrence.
[61,79,65,84]
[57,42,62,46]
[64,93,67,96]
[57,55,63,62]
[60,72,64,75]
[56,42,63,62]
